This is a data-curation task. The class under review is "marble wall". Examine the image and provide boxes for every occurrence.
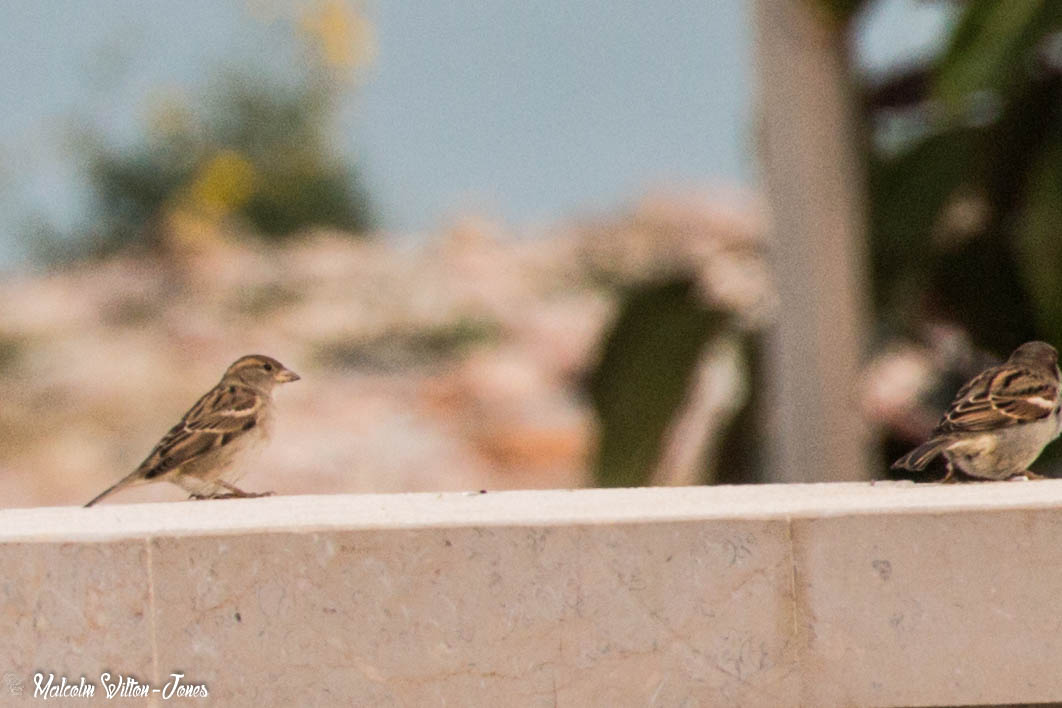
[3,482,1062,706]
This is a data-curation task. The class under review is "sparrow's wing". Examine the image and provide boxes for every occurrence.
[935,365,1059,434]
[136,384,264,479]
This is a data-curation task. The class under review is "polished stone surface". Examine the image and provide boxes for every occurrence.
[5,482,1062,706]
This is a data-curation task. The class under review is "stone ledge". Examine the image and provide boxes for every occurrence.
[5,481,1062,706]
[8,479,1062,540]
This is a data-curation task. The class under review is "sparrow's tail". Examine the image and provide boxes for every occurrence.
[83,470,143,507]
[892,437,951,471]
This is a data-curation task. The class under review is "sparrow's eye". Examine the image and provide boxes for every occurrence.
[263,363,273,372]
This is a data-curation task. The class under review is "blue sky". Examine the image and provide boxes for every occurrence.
[0,0,952,270]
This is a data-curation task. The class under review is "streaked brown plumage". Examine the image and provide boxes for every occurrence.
[84,355,300,506]
[892,341,1062,481]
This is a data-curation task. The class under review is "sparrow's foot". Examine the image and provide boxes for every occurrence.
[213,481,275,498]
[1006,470,1046,481]
[209,491,274,499]
[188,483,275,500]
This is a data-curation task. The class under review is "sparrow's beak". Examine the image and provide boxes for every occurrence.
[276,368,301,383]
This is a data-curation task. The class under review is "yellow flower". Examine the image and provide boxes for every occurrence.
[299,0,375,73]
[187,150,257,216]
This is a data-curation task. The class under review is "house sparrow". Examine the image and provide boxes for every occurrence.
[892,341,1062,481]
[84,355,300,506]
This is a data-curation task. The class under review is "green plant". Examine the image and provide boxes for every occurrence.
[83,74,372,257]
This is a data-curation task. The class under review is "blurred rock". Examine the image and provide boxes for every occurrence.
[0,191,766,507]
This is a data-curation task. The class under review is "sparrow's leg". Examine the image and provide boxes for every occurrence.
[1007,469,1046,481]
[936,460,958,484]
[187,480,230,500]
[213,480,275,498]
[187,482,271,500]
[209,492,275,499]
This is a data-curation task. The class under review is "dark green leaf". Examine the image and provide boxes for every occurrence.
[588,279,729,488]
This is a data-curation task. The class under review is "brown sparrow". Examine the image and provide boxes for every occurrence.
[892,341,1062,481]
[84,355,300,506]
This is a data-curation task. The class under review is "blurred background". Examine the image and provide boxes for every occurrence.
[1,0,1058,507]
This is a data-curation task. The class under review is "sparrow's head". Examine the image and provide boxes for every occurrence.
[223,354,300,390]
[1008,341,1059,368]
